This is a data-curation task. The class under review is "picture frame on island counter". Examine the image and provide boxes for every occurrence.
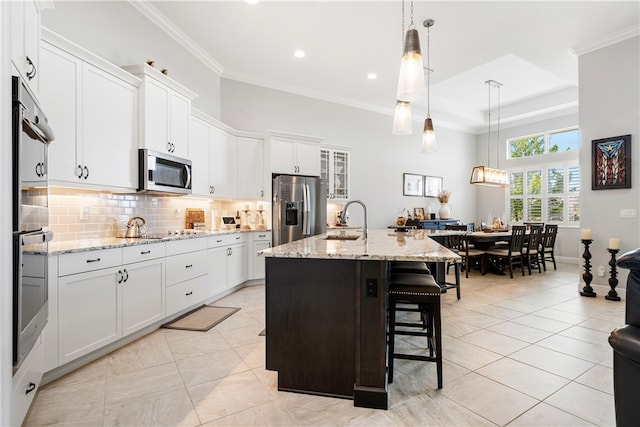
[424,175,443,198]
[403,173,424,197]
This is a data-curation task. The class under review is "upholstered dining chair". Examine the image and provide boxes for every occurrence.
[444,230,486,279]
[541,224,558,271]
[485,225,527,278]
[524,225,544,274]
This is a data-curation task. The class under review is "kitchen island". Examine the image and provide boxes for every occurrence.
[260,229,460,409]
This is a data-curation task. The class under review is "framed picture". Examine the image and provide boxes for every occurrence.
[403,173,424,196]
[414,207,425,220]
[424,175,443,198]
[592,135,631,190]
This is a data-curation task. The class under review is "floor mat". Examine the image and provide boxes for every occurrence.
[162,305,240,332]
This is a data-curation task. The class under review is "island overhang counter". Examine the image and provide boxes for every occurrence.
[260,229,460,409]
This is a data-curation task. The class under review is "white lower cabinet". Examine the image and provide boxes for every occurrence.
[58,265,122,364]
[11,336,44,427]
[250,232,271,280]
[121,258,165,336]
[57,243,166,365]
[207,233,248,298]
[165,239,208,317]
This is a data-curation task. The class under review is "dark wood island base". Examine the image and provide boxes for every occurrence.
[265,257,389,409]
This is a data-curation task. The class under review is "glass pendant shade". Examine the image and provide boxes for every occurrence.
[396,29,426,102]
[421,117,437,153]
[392,101,413,135]
[470,166,511,187]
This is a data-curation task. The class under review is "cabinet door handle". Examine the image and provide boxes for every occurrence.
[117,270,123,283]
[25,382,36,395]
[216,239,222,243]
[268,243,272,248]
[123,269,128,282]
[185,264,193,268]
[185,291,193,296]
[26,57,36,80]
[167,141,172,152]
[229,248,233,256]
[86,258,101,263]
[260,190,264,198]
[140,250,151,255]
[77,165,83,178]
[83,166,89,179]
[235,236,241,240]
[211,186,216,194]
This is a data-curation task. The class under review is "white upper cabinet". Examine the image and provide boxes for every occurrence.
[210,126,238,199]
[189,116,213,197]
[268,132,322,177]
[40,31,141,190]
[321,147,350,200]
[237,136,264,199]
[11,0,45,95]
[121,64,196,158]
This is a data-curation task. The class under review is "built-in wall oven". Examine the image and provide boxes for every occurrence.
[12,75,55,372]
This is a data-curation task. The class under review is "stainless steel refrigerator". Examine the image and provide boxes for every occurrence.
[272,175,327,246]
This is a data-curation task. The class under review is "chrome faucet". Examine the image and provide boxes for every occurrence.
[341,200,368,240]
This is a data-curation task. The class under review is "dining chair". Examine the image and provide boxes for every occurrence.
[524,224,544,274]
[541,224,559,271]
[441,233,463,299]
[485,225,527,278]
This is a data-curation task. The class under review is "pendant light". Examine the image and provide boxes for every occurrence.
[470,80,511,187]
[421,19,436,153]
[396,0,426,102]
[392,1,413,135]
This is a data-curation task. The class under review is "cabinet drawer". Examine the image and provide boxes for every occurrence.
[166,275,207,317]
[58,248,122,276]
[123,242,166,264]
[166,250,207,285]
[11,338,43,427]
[253,231,271,242]
[208,232,247,248]
[165,237,207,256]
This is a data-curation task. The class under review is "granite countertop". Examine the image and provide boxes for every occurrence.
[36,228,271,256]
[259,229,461,262]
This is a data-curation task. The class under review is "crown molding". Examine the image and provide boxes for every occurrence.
[570,24,639,57]
[127,0,224,75]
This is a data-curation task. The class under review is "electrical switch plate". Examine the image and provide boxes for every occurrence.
[175,208,180,218]
[366,279,378,297]
[620,209,637,219]
[597,266,606,277]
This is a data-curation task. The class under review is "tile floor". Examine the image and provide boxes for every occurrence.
[25,262,623,426]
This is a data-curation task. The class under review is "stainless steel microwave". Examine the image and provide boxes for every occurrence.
[138,149,192,195]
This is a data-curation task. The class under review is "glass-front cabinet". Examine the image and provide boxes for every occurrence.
[320,148,350,200]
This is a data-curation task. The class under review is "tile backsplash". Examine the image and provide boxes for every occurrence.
[48,187,269,242]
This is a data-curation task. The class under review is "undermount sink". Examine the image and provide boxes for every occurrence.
[324,234,361,241]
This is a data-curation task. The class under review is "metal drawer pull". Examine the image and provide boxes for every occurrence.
[86,258,101,263]
[185,264,193,268]
[25,382,36,394]
[140,250,151,254]
[185,291,193,296]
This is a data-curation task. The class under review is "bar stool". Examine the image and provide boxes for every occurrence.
[388,272,443,389]
[389,261,431,326]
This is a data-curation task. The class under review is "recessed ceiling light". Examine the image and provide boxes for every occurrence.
[294,49,306,59]
[367,73,378,80]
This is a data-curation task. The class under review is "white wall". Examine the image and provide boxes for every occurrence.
[221,79,479,229]
[578,36,640,290]
[41,0,222,119]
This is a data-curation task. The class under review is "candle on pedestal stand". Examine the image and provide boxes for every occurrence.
[580,238,596,297]
[241,210,252,230]
[606,247,621,301]
[255,208,267,230]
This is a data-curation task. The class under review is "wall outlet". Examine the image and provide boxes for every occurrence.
[620,208,637,219]
[597,266,606,277]
[80,205,89,221]
[366,279,378,297]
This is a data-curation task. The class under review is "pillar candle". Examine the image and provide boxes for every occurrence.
[243,204,250,211]
[608,238,620,250]
[581,229,591,239]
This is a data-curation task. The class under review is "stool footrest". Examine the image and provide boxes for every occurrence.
[394,353,438,363]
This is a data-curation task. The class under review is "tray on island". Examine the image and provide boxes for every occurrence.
[483,228,509,233]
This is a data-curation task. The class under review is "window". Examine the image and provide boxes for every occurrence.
[508,127,579,159]
[508,163,580,225]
